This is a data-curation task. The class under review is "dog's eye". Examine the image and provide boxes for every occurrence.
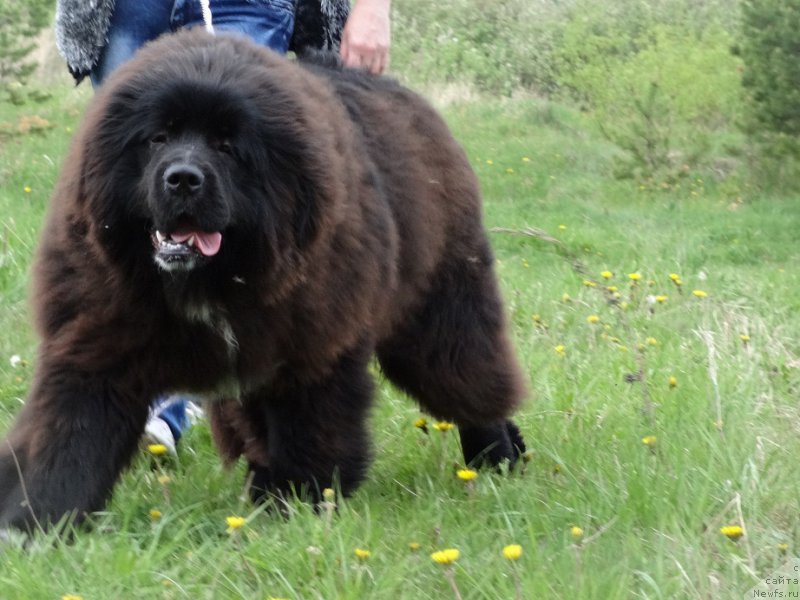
[150,132,168,145]
[217,140,233,155]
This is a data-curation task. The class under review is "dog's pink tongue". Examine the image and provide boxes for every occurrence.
[171,229,222,257]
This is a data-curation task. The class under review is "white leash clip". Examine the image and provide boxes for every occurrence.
[199,0,215,34]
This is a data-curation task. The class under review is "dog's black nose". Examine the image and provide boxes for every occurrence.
[164,163,204,196]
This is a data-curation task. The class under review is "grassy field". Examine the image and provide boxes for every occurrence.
[0,81,799,600]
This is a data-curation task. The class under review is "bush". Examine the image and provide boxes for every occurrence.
[0,0,52,101]
[555,1,743,180]
[391,0,574,95]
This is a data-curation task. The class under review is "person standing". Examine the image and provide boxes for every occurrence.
[55,0,391,85]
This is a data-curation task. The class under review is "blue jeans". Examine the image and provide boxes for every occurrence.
[92,0,296,86]
[92,0,296,440]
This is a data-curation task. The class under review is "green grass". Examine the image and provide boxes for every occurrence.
[1,86,799,599]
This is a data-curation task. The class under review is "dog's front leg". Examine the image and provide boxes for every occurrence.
[0,362,148,532]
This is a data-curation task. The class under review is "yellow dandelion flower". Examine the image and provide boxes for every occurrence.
[522,156,530,162]
[456,469,478,481]
[413,417,428,431]
[23,186,32,194]
[433,421,454,432]
[587,315,600,324]
[157,474,171,485]
[147,444,168,456]
[669,273,681,282]
[554,345,566,356]
[740,334,750,343]
[561,292,571,303]
[720,525,744,541]
[583,280,597,287]
[502,544,523,561]
[225,516,246,532]
[322,488,335,501]
[619,301,629,310]
[668,375,678,388]
[62,596,83,600]
[692,290,708,298]
[570,526,584,540]
[778,543,789,553]
[655,295,667,303]
[354,548,371,560]
[409,542,421,551]
[486,159,494,165]
[646,337,658,346]
[601,270,613,279]
[149,508,162,520]
[531,314,542,323]
[641,435,657,446]
[628,273,641,282]
[506,168,515,174]
[606,285,618,293]
[558,224,566,230]
[431,548,460,565]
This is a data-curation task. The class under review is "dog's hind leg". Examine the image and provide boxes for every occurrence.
[377,248,527,469]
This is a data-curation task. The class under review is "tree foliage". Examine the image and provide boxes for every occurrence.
[740,0,800,137]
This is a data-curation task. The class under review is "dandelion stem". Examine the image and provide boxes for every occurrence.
[231,533,259,580]
[512,564,523,600]
[734,493,755,574]
[572,544,583,591]
[443,568,463,600]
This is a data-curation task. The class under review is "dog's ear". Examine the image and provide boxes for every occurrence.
[259,137,326,251]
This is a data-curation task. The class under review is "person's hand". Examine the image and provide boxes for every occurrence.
[339,0,391,75]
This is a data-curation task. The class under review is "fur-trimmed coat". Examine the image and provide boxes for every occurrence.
[55,0,350,82]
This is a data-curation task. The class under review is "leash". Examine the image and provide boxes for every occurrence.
[199,0,215,34]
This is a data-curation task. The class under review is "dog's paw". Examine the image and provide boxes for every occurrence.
[459,420,526,470]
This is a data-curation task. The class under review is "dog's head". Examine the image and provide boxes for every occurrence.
[131,82,250,273]
[79,30,341,279]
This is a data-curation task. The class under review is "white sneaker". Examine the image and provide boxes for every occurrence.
[185,400,205,424]
[143,416,177,455]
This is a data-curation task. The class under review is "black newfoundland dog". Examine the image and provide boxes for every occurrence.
[0,30,526,531]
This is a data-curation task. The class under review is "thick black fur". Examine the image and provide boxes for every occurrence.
[0,30,526,532]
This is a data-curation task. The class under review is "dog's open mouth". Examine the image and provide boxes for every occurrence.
[152,228,223,268]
